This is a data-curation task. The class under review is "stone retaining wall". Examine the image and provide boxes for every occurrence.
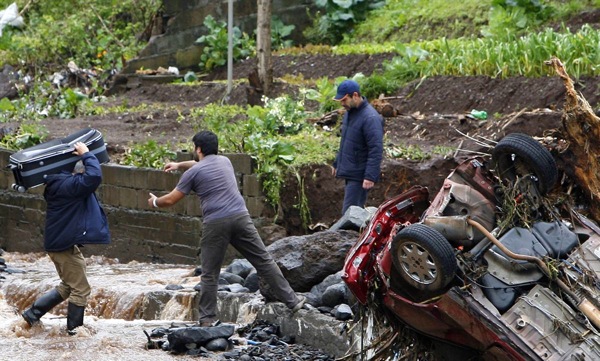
[123,0,316,73]
[0,148,269,264]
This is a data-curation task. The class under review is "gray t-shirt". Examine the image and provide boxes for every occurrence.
[176,154,247,222]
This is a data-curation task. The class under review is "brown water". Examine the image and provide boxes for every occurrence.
[0,252,217,361]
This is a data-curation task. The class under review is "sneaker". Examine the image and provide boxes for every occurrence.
[291,295,307,313]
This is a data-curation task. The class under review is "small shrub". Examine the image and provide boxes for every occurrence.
[303,0,385,45]
[302,77,340,114]
[122,140,177,169]
[195,15,254,71]
[271,16,295,50]
[0,123,48,150]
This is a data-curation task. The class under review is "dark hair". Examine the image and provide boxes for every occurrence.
[192,131,218,155]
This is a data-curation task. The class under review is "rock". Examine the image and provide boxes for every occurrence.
[321,283,350,308]
[243,271,259,292]
[219,283,249,293]
[220,271,245,285]
[150,327,169,337]
[329,206,377,231]
[225,259,255,279]
[317,306,333,314]
[310,271,343,305]
[165,284,183,290]
[265,230,359,292]
[205,337,230,351]
[333,304,353,321]
[257,223,287,246]
[167,324,235,353]
[0,65,20,100]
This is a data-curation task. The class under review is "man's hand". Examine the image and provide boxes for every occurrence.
[164,162,179,172]
[363,179,374,190]
[148,193,159,208]
[331,166,336,177]
[72,142,89,156]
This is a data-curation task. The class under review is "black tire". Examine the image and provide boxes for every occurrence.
[391,224,457,293]
[491,133,557,195]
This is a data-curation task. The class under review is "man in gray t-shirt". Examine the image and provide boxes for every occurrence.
[147,131,306,325]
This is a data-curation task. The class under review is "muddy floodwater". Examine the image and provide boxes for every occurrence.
[0,252,220,361]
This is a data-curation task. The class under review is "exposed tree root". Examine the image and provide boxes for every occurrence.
[545,57,600,222]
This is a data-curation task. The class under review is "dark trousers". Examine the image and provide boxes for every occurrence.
[198,213,298,323]
[342,179,369,215]
[47,245,91,307]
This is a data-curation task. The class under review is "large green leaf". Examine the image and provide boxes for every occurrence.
[333,0,354,9]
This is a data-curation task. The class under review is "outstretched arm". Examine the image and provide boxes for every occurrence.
[148,188,185,208]
[164,160,197,172]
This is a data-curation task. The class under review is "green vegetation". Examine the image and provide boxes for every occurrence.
[0,122,47,150]
[123,140,177,169]
[195,15,255,71]
[0,0,159,81]
[180,95,337,224]
[303,0,386,45]
[350,0,489,44]
[348,0,600,44]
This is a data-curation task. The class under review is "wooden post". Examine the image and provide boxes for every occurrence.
[256,0,272,97]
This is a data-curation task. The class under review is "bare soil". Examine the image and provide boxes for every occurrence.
[35,11,600,235]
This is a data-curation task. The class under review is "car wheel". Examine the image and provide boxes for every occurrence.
[491,133,557,195]
[391,224,457,292]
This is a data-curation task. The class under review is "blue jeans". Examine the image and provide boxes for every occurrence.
[342,179,368,215]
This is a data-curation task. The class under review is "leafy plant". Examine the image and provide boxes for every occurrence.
[483,0,556,38]
[190,103,246,152]
[244,134,295,210]
[359,72,403,100]
[302,77,340,114]
[271,16,295,50]
[0,123,48,150]
[122,140,177,169]
[303,0,386,45]
[195,15,255,71]
[247,95,307,136]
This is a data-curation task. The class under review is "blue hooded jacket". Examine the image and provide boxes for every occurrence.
[43,152,110,252]
[333,98,384,182]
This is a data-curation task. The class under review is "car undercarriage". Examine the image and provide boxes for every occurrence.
[343,133,600,360]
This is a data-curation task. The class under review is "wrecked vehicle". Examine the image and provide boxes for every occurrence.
[343,133,600,360]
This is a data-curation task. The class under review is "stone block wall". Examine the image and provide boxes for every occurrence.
[122,0,316,73]
[0,149,268,265]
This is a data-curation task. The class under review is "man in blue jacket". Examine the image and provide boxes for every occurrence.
[21,141,110,335]
[332,79,384,215]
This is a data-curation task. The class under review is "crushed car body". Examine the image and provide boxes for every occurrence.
[342,133,600,360]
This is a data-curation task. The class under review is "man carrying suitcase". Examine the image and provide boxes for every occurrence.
[21,141,110,335]
[147,131,306,326]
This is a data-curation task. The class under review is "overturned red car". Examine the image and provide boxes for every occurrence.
[342,133,600,360]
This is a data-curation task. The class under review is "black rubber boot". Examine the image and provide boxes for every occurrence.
[66,302,85,335]
[21,289,64,327]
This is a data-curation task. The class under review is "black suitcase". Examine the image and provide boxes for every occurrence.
[8,128,109,192]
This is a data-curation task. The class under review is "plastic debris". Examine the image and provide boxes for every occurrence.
[470,109,488,120]
[0,3,24,37]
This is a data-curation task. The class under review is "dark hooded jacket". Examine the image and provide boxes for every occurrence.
[43,152,110,252]
[333,98,384,182]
